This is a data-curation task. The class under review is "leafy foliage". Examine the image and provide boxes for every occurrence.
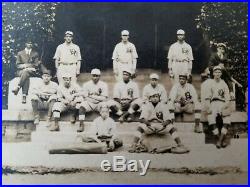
[2,2,59,108]
[196,3,248,109]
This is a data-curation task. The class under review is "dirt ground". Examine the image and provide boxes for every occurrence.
[2,171,248,184]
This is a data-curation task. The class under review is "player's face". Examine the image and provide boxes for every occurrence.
[25,42,33,49]
[213,70,222,79]
[217,47,225,54]
[42,74,51,84]
[64,35,73,43]
[122,73,130,82]
[179,77,187,85]
[150,78,158,87]
[92,74,100,83]
[63,77,71,87]
[177,34,185,41]
[150,94,160,104]
[121,35,129,42]
[100,108,109,119]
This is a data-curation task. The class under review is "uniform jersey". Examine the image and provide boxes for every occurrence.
[82,80,108,104]
[140,102,171,122]
[142,84,168,103]
[31,80,58,101]
[206,79,230,102]
[53,42,81,64]
[112,42,138,64]
[169,83,198,104]
[57,84,82,102]
[168,41,193,64]
[90,116,117,136]
[113,80,139,100]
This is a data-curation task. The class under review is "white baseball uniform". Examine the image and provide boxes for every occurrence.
[54,42,82,84]
[142,83,168,104]
[205,79,231,125]
[112,42,138,81]
[168,41,193,82]
[80,80,109,112]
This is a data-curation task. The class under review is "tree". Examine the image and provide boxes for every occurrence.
[196,3,248,109]
[2,2,60,108]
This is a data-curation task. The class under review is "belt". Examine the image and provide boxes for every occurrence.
[59,62,77,65]
[211,98,225,102]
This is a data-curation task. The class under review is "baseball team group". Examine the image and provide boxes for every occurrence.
[11,29,235,152]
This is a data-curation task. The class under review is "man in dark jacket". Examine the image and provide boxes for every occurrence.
[12,40,41,103]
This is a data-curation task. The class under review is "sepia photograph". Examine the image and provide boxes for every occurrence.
[2,2,248,184]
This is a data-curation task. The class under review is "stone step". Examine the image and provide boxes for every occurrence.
[36,121,198,133]
[31,129,205,146]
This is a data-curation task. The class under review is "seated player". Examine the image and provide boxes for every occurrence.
[77,68,109,132]
[130,91,189,153]
[204,66,231,148]
[30,69,58,125]
[169,73,202,133]
[110,69,142,122]
[82,104,123,152]
[142,73,168,104]
[50,73,84,131]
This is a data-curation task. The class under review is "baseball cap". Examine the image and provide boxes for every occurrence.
[179,72,188,79]
[149,73,159,80]
[65,31,73,36]
[91,68,101,75]
[149,90,160,97]
[213,65,222,72]
[25,39,33,44]
[177,29,185,35]
[217,43,227,49]
[121,30,129,36]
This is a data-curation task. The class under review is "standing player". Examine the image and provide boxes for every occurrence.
[129,92,189,153]
[53,31,82,85]
[77,69,109,132]
[112,30,138,81]
[142,73,168,104]
[31,70,58,125]
[169,73,202,133]
[167,29,193,83]
[12,40,41,104]
[205,66,231,148]
[110,70,142,122]
[50,73,84,131]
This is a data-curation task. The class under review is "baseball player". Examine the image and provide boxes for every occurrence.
[130,91,189,153]
[31,69,58,125]
[142,73,168,104]
[208,43,234,98]
[81,104,123,152]
[169,73,202,133]
[110,69,142,122]
[53,31,82,85]
[204,66,231,148]
[50,73,84,131]
[167,29,193,83]
[77,68,109,132]
[112,30,138,81]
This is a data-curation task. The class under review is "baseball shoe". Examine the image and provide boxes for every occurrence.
[194,124,202,133]
[12,86,20,95]
[77,121,84,132]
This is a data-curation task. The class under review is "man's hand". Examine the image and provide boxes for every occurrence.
[169,68,173,78]
[229,92,235,100]
[76,69,80,77]
[63,99,69,105]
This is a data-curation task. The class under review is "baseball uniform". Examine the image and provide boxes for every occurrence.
[80,80,109,112]
[112,42,138,81]
[54,42,81,84]
[168,41,193,82]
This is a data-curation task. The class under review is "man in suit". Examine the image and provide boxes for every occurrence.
[12,40,41,104]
